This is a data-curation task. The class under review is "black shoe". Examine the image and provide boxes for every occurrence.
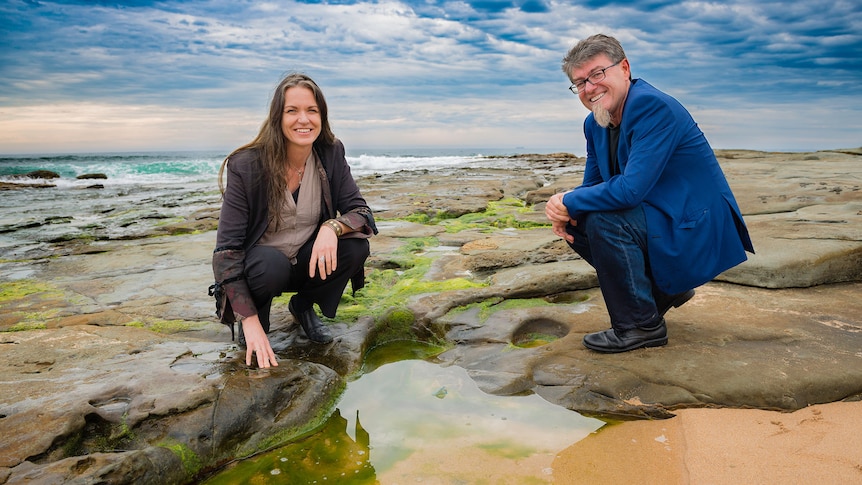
[657,289,695,317]
[583,320,668,353]
[288,300,333,344]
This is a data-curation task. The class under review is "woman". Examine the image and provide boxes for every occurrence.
[211,73,377,369]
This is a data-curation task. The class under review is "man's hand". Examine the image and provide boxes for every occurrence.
[241,315,278,368]
[545,192,576,243]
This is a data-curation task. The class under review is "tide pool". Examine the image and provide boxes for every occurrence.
[202,357,603,484]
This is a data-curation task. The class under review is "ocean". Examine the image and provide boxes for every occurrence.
[0,149,549,260]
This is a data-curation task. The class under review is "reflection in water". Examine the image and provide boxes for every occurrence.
[204,359,603,484]
[204,408,377,484]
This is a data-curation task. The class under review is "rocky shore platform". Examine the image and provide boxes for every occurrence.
[1,148,861,483]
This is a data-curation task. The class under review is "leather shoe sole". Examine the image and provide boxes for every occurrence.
[658,289,695,317]
[288,301,333,344]
[583,321,668,353]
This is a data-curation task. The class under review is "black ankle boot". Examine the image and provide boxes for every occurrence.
[288,300,333,344]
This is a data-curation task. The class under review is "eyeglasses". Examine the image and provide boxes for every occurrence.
[568,60,622,94]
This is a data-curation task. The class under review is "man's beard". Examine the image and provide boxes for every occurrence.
[592,104,612,128]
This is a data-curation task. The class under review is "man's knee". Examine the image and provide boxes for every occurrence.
[584,209,626,229]
[585,208,646,240]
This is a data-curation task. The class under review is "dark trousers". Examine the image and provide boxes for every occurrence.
[566,206,669,331]
[244,236,370,332]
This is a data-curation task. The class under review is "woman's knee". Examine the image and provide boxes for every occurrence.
[245,245,292,293]
[338,238,370,266]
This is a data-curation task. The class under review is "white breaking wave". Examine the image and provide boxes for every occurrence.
[347,154,486,175]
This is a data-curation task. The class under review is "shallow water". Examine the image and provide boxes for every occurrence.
[0,152,224,260]
[202,358,603,484]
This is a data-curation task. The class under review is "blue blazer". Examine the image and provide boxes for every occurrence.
[562,79,754,294]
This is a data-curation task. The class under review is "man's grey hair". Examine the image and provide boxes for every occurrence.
[561,34,627,83]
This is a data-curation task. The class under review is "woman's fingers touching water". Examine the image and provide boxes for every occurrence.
[241,316,278,368]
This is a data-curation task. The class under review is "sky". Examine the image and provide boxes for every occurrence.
[0,0,860,155]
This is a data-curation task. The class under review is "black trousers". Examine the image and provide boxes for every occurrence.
[244,235,370,332]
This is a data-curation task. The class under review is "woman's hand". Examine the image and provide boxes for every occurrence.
[309,223,339,279]
[545,192,576,243]
[241,315,278,368]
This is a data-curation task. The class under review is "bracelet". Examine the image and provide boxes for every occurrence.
[324,219,343,238]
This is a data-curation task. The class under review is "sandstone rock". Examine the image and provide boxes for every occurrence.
[720,203,862,287]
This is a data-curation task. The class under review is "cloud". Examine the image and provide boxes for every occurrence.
[0,0,859,154]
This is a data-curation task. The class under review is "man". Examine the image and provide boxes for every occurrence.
[545,34,754,353]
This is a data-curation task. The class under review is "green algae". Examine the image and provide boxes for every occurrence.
[56,412,138,461]
[88,420,136,454]
[0,281,66,332]
[361,308,450,373]
[162,226,199,235]
[273,236,486,326]
[246,378,347,458]
[149,319,201,333]
[346,237,484,317]
[446,296,553,323]
[2,309,61,331]
[368,307,414,343]
[510,332,561,349]
[2,311,56,332]
[359,339,446,374]
[161,442,203,478]
[403,208,461,224]
[448,198,550,232]
[124,318,207,334]
[153,216,186,227]
[393,197,550,233]
[5,321,48,332]
[335,268,483,324]
[0,280,63,303]
[228,366,350,460]
[200,407,377,485]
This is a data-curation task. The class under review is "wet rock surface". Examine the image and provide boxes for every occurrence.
[1,148,861,483]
